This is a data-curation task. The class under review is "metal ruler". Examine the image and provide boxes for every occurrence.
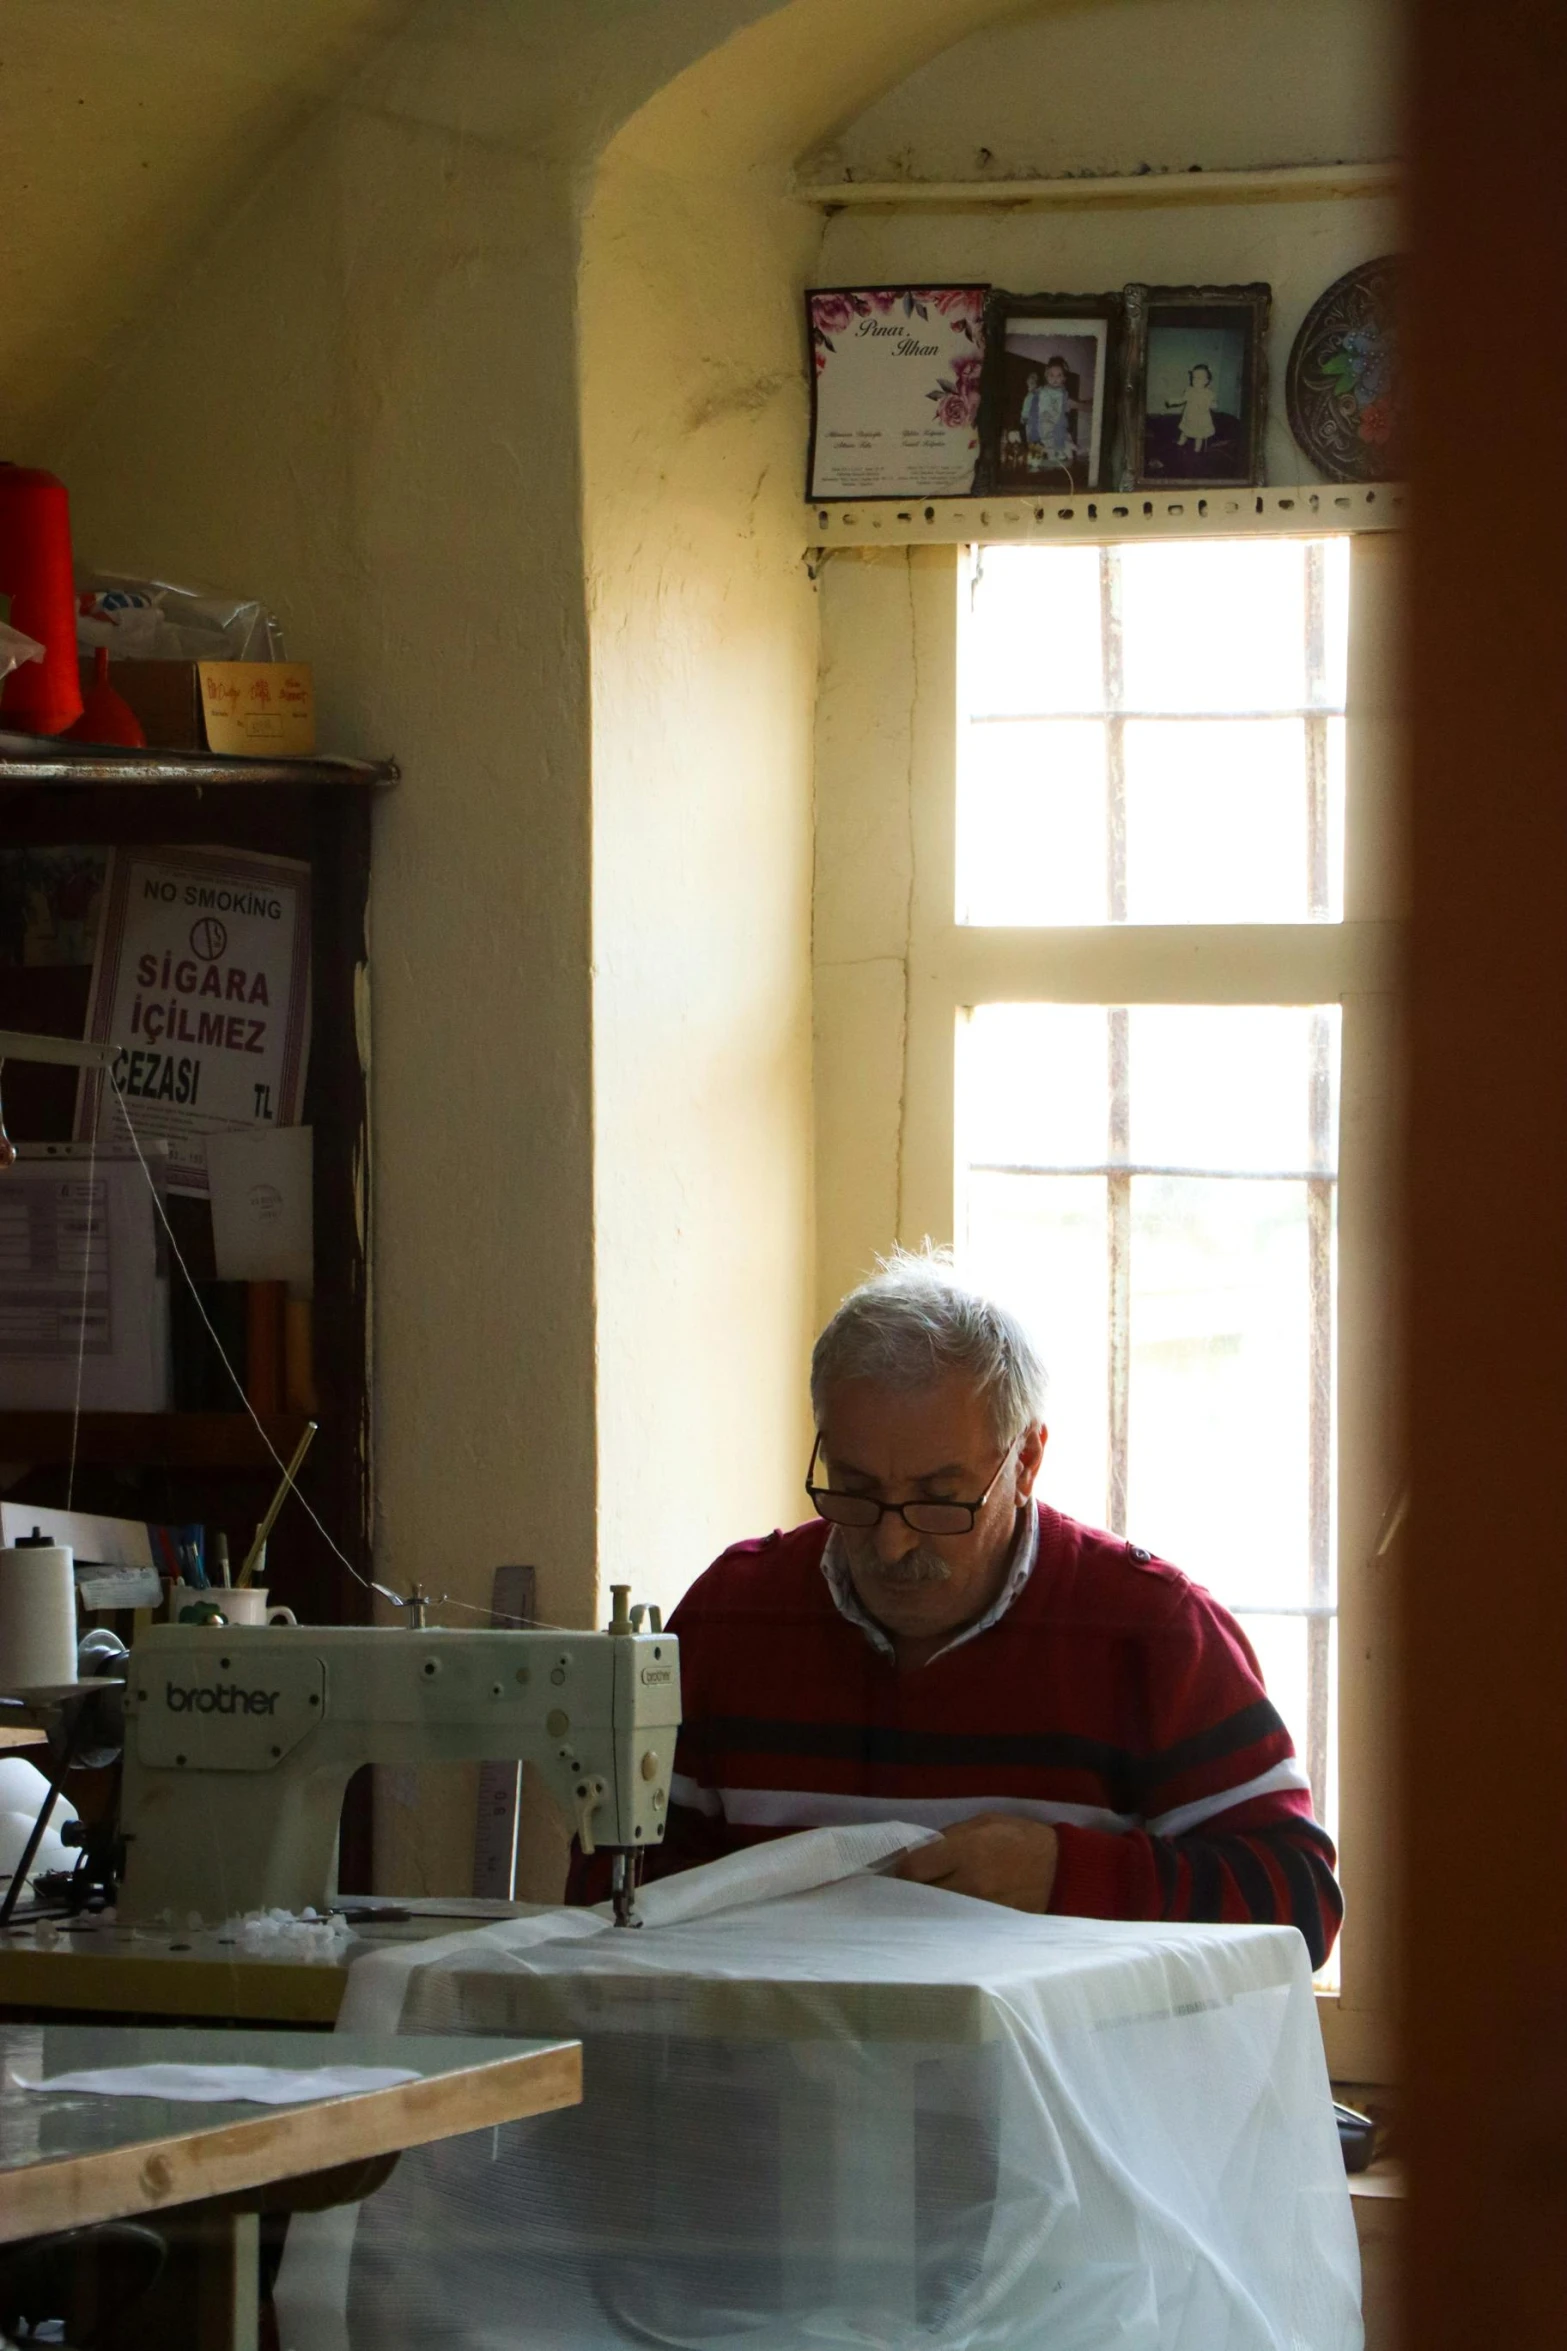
[470,1562,538,1900]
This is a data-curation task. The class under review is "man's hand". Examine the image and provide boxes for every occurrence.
[894,1814,1059,1913]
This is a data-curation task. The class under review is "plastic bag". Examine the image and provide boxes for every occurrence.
[76,570,284,663]
[277,1832,1363,2351]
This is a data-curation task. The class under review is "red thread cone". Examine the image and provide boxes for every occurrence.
[0,464,84,736]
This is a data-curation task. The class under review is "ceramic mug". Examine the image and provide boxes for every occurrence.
[169,1582,297,1627]
[213,1586,297,1628]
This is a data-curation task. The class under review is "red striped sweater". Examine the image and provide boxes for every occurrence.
[572,1505,1342,1965]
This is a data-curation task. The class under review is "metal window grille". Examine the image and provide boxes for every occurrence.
[961,540,1340,1814]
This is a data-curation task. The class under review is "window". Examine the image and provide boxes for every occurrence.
[813,529,1403,2076]
[957,540,1347,927]
[959,1000,1340,1836]
[957,540,1350,1862]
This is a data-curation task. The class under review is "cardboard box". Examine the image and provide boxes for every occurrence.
[198,661,315,754]
[79,656,203,748]
[75,658,316,755]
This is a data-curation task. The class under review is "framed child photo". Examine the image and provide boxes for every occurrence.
[978,291,1120,494]
[806,285,988,500]
[1121,283,1271,490]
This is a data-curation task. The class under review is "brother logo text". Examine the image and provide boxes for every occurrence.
[165,1681,281,1716]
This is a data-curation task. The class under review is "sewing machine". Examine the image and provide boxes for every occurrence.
[116,1596,679,1928]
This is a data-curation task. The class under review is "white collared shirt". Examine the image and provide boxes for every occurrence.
[820,1505,1040,1663]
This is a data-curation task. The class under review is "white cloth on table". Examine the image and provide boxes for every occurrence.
[19,2061,418,2104]
[276,1823,1361,2351]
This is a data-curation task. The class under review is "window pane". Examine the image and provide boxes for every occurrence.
[1123,718,1310,923]
[1129,1005,1338,1174]
[958,719,1107,925]
[959,1002,1108,1169]
[956,538,1349,927]
[962,544,1103,716]
[1127,1173,1315,1603]
[957,1003,1338,1615]
[1118,540,1311,713]
[1321,536,1351,710]
[1325,716,1346,923]
[963,1170,1109,1531]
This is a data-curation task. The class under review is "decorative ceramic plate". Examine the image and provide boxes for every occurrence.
[1285,256,1402,483]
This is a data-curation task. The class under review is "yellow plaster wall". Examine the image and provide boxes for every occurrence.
[580,2,1036,1619]
[803,0,1399,183]
[0,0,421,450]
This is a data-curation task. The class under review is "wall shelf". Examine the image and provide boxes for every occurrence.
[0,733,397,791]
[793,161,1400,213]
[808,481,1406,551]
[0,1411,314,1470]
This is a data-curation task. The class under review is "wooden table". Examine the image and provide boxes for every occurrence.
[0,1899,530,2026]
[0,2022,580,2349]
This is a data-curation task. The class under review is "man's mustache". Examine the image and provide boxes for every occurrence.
[847,1540,953,1587]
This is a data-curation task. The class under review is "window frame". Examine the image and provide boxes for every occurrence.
[813,533,1404,2081]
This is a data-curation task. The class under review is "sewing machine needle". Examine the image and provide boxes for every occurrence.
[610,1852,642,1928]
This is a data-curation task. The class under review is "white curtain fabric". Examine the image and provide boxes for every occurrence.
[276,1825,1361,2351]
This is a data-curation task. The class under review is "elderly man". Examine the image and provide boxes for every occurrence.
[575,1253,1342,1964]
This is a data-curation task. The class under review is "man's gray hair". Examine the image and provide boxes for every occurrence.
[810,1247,1048,1447]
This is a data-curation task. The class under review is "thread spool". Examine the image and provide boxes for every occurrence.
[0,464,83,737]
[0,1530,78,1692]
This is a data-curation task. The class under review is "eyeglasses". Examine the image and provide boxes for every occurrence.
[805,1432,1017,1537]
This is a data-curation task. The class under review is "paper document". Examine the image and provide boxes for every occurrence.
[207,1125,312,1287]
[76,844,312,1195]
[18,2062,419,2106]
[0,1156,168,1410]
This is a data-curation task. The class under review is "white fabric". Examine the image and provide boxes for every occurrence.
[335,1822,937,2035]
[820,1503,1039,1661]
[281,1824,937,2351]
[277,1827,1360,2351]
[21,2062,417,2105]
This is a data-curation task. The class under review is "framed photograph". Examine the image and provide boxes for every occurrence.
[806,285,988,501]
[978,291,1120,493]
[1121,283,1271,490]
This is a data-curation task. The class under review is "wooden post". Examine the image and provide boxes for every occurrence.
[77,2204,261,2351]
[1405,0,1567,2340]
[190,2209,260,2351]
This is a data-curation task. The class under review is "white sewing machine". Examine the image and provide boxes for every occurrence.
[116,1595,679,1927]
